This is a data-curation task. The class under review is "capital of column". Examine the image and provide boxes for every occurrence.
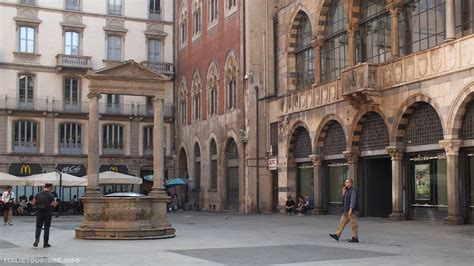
[386,146,405,161]
[87,92,102,100]
[311,38,324,49]
[346,23,359,37]
[309,154,324,167]
[439,139,462,156]
[386,2,403,16]
[152,96,164,103]
[343,149,360,164]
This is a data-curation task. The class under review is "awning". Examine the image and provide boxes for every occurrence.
[0,172,27,186]
[82,171,142,185]
[25,172,87,187]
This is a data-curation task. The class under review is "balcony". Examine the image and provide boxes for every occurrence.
[56,54,92,72]
[0,96,50,112]
[103,145,124,155]
[13,142,38,154]
[341,63,382,108]
[59,143,82,155]
[141,61,174,76]
[136,103,175,119]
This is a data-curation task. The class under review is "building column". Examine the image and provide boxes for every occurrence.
[347,24,359,67]
[445,0,456,41]
[343,149,360,187]
[311,39,323,85]
[85,93,101,197]
[150,97,165,196]
[309,154,325,214]
[439,139,464,224]
[387,146,406,220]
[387,2,402,59]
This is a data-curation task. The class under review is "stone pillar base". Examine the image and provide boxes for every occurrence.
[444,215,464,225]
[388,212,406,221]
[311,208,326,215]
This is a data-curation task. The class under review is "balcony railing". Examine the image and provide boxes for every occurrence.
[141,61,174,76]
[136,103,174,119]
[13,142,38,154]
[56,54,92,71]
[59,143,82,155]
[341,63,380,94]
[103,145,124,155]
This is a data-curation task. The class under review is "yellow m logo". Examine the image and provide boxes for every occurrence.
[20,164,32,175]
[109,166,118,172]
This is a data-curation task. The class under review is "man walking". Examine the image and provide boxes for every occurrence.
[329,178,359,243]
[2,186,15,225]
[32,183,57,248]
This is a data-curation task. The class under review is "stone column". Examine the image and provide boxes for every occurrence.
[439,139,464,224]
[343,149,360,187]
[347,24,359,67]
[445,0,456,41]
[150,97,166,196]
[309,154,325,214]
[85,93,101,197]
[311,39,323,85]
[387,2,402,59]
[387,146,406,220]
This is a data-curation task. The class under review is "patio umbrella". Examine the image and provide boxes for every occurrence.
[92,171,143,185]
[25,172,87,187]
[143,174,154,182]
[165,178,190,187]
[0,172,27,186]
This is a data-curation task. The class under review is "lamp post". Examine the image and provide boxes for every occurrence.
[55,170,63,217]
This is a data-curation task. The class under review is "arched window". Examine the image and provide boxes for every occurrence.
[210,140,218,189]
[207,63,218,117]
[295,13,314,90]
[102,124,124,155]
[59,122,82,155]
[404,103,443,146]
[225,52,238,111]
[192,1,202,36]
[358,0,391,63]
[321,0,348,83]
[399,0,446,55]
[13,120,38,153]
[179,78,187,125]
[192,71,202,121]
[194,143,201,190]
[180,8,188,45]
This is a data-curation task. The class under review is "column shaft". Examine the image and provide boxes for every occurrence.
[151,97,165,194]
[440,139,464,225]
[446,0,456,40]
[86,93,101,196]
[387,146,405,220]
[388,4,401,58]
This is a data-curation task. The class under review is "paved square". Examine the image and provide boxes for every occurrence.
[0,212,473,265]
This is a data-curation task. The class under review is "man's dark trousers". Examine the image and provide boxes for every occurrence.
[35,211,52,243]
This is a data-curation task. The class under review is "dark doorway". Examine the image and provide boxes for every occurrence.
[226,139,239,211]
[360,157,392,218]
[271,171,278,212]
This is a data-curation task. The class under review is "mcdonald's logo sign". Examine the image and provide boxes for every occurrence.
[99,165,128,174]
[20,164,32,174]
[109,166,118,172]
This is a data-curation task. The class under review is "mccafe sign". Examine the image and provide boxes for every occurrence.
[56,164,86,177]
[9,163,42,176]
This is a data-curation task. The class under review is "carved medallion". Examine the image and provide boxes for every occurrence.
[314,87,321,106]
[431,48,442,74]
[393,61,403,84]
[329,85,336,101]
[417,54,428,78]
[461,39,473,67]
[307,90,313,107]
[445,43,456,70]
[322,86,328,103]
[405,56,415,81]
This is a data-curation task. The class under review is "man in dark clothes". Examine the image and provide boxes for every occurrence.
[329,178,359,243]
[285,195,296,215]
[32,183,57,248]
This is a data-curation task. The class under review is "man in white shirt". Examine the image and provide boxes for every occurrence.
[2,186,15,225]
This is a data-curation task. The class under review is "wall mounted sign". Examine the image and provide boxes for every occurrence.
[56,164,86,177]
[268,157,278,171]
[9,163,42,176]
[99,165,128,174]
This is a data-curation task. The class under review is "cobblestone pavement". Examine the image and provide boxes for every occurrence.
[0,212,473,265]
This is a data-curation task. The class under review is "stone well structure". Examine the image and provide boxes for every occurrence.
[75,60,175,239]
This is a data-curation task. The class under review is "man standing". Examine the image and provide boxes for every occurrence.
[2,186,15,225]
[329,178,359,243]
[32,183,57,248]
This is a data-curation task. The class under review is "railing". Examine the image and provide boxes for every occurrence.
[103,145,124,155]
[59,143,82,155]
[136,103,175,119]
[13,142,38,154]
[0,96,50,111]
[141,61,174,76]
[56,54,92,70]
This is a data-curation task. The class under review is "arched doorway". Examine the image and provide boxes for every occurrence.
[226,139,239,211]
[178,148,188,178]
[289,127,313,199]
[461,100,474,223]
[318,120,348,214]
[356,112,391,217]
[193,143,201,209]
[400,102,445,220]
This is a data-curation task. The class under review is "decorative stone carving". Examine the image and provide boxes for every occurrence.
[61,13,85,31]
[393,61,403,84]
[431,48,442,74]
[445,43,457,70]
[278,115,289,137]
[309,154,324,167]
[144,23,167,38]
[386,146,405,161]
[104,18,128,34]
[343,149,360,164]
[439,139,462,156]
[461,38,473,66]
[417,54,428,78]
[405,56,415,81]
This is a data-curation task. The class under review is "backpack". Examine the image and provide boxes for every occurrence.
[35,192,52,212]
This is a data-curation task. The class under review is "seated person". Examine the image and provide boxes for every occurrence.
[296,196,307,216]
[304,194,313,212]
[285,195,296,215]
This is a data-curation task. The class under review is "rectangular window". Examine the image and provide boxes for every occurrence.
[227,0,236,10]
[20,0,35,5]
[194,95,201,121]
[19,26,35,53]
[227,80,236,110]
[149,0,161,20]
[107,36,122,61]
[209,0,218,23]
[107,94,121,114]
[64,78,79,110]
[209,88,217,116]
[102,124,124,154]
[108,0,122,16]
[65,0,80,10]
[59,123,82,155]
[14,121,38,153]
[193,9,201,35]
[180,21,187,44]
[270,122,279,157]
[143,126,153,155]
[65,31,79,55]
[147,39,161,62]
[180,100,187,125]
[18,75,34,109]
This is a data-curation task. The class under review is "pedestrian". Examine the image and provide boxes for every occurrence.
[285,195,296,215]
[329,178,359,243]
[32,183,57,248]
[2,186,15,225]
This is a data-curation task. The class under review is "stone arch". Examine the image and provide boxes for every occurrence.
[178,76,187,99]
[191,70,202,94]
[393,94,445,145]
[224,50,238,109]
[287,8,313,55]
[225,136,240,211]
[447,82,474,138]
[348,106,391,150]
[207,60,219,86]
[315,0,361,38]
[314,114,347,153]
[224,50,238,80]
[177,146,188,178]
[287,121,313,159]
[193,141,201,191]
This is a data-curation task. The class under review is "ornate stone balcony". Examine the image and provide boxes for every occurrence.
[56,54,92,72]
[141,61,174,76]
[341,63,381,108]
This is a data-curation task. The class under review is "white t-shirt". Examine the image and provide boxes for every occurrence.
[2,191,15,203]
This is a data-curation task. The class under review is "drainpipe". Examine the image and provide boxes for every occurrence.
[255,85,260,214]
